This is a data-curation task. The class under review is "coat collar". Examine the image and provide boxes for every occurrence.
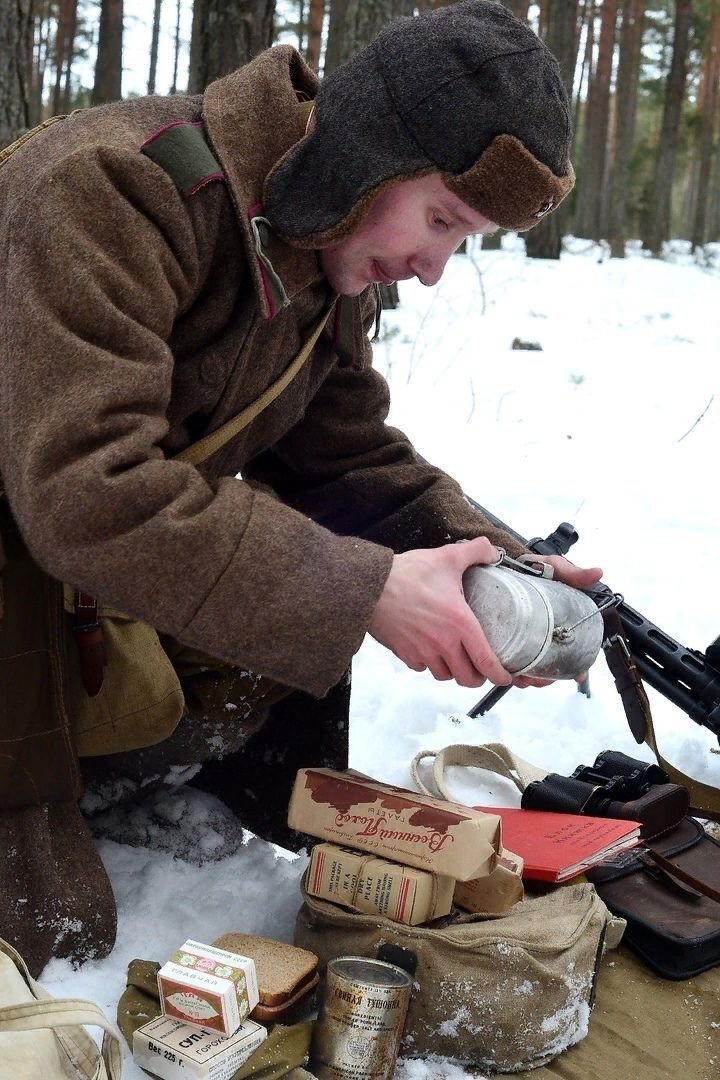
[202,46,325,320]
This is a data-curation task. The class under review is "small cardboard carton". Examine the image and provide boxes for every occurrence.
[307,842,455,925]
[288,768,501,881]
[158,940,259,1037]
[133,1015,266,1080]
[453,850,525,914]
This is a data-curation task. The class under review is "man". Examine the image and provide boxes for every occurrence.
[0,0,599,974]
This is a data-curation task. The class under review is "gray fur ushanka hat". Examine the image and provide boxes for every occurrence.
[264,0,574,246]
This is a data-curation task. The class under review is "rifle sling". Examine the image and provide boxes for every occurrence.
[602,608,651,743]
[603,609,720,818]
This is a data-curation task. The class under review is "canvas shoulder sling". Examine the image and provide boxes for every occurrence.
[63,304,335,757]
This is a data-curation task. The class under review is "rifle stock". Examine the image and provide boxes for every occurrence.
[466,498,720,742]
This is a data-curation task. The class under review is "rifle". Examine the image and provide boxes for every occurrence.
[466,497,720,747]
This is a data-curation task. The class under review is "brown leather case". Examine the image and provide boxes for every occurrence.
[587,817,720,979]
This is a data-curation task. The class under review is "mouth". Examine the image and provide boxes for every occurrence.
[372,260,396,286]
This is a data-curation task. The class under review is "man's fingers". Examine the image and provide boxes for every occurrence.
[451,536,501,572]
[427,657,453,681]
[460,614,511,686]
[513,674,554,689]
[542,555,603,587]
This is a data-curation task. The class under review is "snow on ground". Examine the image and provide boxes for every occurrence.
[41,239,720,1078]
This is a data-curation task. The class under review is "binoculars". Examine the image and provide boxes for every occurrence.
[521,750,689,839]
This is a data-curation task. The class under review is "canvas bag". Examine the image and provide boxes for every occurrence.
[414,743,720,982]
[0,937,122,1080]
[295,876,620,1073]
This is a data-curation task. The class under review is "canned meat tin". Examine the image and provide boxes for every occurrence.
[310,956,413,1080]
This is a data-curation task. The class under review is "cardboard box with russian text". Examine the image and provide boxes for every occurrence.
[133,1014,266,1080]
[307,842,455,924]
[453,850,525,914]
[288,768,501,881]
[158,940,259,1037]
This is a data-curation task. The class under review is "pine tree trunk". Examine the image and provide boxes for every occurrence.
[607,0,644,256]
[575,0,617,239]
[526,0,579,259]
[708,109,720,241]
[641,0,692,253]
[188,0,276,94]
[690,0,720,247]
[52,0,73,116]
[0,0,32,146]
[92,0,124,105]
[306,0,324,72]
[148,0,163,93]
[61,0,80,112]
[501,0,531,22]
[171,0,182,93]
[29,5,51,126]
[326,0,413,73]
[574,0,595,137]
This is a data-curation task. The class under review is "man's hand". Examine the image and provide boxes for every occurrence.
[523,553,603,590]
[368,540,604,689]
[368,536,511,688]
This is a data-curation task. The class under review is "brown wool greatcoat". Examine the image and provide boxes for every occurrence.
[0,46,522,700]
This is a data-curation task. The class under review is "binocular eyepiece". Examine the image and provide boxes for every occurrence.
[571,750,669,801]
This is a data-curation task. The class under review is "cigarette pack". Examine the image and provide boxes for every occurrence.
[453,850,525,914]
[133,1014,266,1080]
[158,939,259,1037]
[307,842,455,925]
[288,768,501,881]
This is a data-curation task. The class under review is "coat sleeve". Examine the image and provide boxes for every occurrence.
[244,292,528,558]
[0,147,392,697]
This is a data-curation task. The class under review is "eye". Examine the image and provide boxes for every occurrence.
[432,215,450,230]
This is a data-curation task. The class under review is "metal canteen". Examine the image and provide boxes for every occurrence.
[462,564,603,678]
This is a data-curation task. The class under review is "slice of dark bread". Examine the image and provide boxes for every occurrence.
[253,972,320,1022]
[212,933,318,1007]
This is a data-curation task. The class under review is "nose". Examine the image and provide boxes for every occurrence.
[409,243,455,287]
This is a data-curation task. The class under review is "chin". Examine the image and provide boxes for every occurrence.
[329,276,367,297]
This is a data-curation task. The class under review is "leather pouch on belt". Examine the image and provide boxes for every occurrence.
[61,585,185,757]
[0,505,81,808]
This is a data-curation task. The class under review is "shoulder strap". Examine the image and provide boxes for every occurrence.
[140,119,224,197]
[175,303,335,467]
[0,115,66,169]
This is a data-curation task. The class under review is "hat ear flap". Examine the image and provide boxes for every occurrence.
[446,135,575,233]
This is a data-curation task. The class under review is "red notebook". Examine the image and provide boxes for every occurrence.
[473,805,642,883]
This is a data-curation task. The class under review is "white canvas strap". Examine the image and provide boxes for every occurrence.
[411,742,549,802]
[0,939,122,1080]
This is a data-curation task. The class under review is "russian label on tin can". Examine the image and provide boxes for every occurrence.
[310,956,413,1079]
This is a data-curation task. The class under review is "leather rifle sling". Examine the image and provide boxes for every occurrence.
[603,608,720,818]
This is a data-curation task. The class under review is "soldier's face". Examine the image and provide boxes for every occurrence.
[319,172,496,297]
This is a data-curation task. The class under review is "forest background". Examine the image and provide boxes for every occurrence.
[1,0,719,261]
